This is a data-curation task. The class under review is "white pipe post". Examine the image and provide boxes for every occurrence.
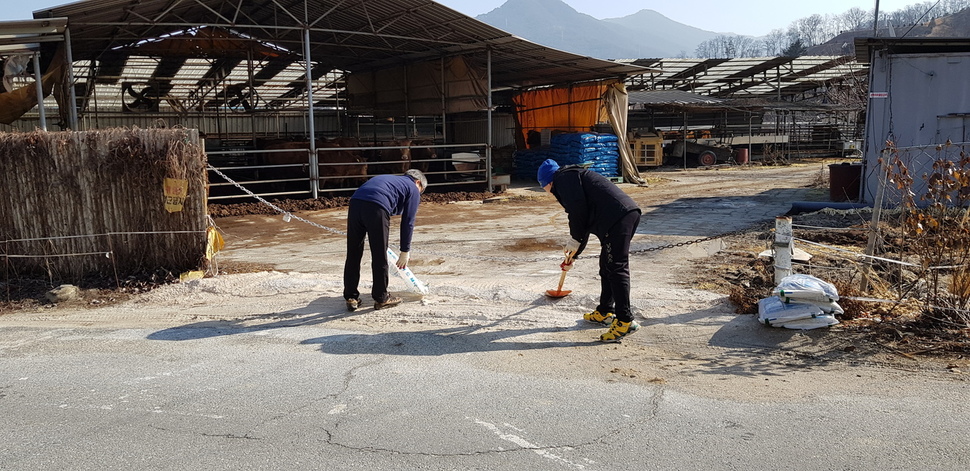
[774,216,793,284]
[32,53,47,131]
[303,26,319,199]
[64,26,79,130]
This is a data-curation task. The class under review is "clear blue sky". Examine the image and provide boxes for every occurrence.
[4,0,919,36]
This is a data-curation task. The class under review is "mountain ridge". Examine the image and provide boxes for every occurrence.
[477,0,726,58]
[475,0,970,59]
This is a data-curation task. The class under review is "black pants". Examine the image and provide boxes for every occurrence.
[343,199,391,303]
[596,210,641,323]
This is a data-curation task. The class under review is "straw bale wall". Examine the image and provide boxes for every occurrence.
[0,127,208,283]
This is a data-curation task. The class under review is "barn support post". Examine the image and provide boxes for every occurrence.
[334,72,342,135]
[404,64,411,138]
[774,216,793,284]
[440,56,447,144]
[303,25,319,199]
[64,26,79,130]
[567,83,572,131]
[89,61,100,129]
[873,0,882,36]
[486,46,494,193]
[681,112,687,170]
[33,53,47,131]
[747,111,754,162]
[247,49,256,144]
[776,65,781,102]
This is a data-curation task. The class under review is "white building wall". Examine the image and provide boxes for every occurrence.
[863,51,970,205]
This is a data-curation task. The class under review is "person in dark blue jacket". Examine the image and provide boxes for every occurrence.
[537,159,642,342]
[343,169,427,311]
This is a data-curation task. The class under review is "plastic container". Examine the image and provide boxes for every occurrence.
[734,148,750,164]
[386,248,429,295]
[451,152,480,172]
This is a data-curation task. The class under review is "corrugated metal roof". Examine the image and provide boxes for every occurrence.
[854,37,970,63]
[0,18,67,54]
[32,0,652,90]
[628,90,723,106]
[619,56,866,100]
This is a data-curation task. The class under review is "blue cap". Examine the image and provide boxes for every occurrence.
[537,159,560,187]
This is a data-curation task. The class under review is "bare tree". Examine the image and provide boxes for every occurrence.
[694,39,714,59]
[838,7,873,31]
[760,29,787,56]
[693,0,970,59]
[940,0,970,15]
[694,35,761,58]
[793,14,828,46]
[889,3,935,25]
[823,57,869,107]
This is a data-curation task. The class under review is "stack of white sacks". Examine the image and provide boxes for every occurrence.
[758,274,843,329]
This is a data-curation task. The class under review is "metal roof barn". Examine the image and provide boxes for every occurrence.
[621,56,866,101]
[2,0,653,197]
[19,0,650,127]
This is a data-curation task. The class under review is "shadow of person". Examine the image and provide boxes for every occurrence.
[303,305,602,355]
[146,296,358,341]
[302,324,600,356]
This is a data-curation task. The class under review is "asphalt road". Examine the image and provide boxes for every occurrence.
[2,320,969,470]
[3,164,970,470]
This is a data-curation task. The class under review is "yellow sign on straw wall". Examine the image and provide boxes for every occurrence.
[164,178,188,213]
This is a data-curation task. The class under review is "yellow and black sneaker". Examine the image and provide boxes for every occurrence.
[600,319,640,343]
[346,299,359,312]
[583,310,615,326]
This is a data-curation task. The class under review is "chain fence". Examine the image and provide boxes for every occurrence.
[207,165,759,264]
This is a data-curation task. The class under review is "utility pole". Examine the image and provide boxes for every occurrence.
[873,1,881,37]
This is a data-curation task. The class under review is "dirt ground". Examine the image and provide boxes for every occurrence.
[3,161,969,378]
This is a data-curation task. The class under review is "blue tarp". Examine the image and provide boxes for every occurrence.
[514,132,620,180]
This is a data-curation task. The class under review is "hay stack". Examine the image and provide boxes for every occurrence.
[0,127,208,284]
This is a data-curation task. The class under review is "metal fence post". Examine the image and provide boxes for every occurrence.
[774,216,793,284]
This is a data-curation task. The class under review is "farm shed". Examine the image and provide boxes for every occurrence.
[622,56,868,166]
[620,56,867,102]
[855,37,970,206]
[1,0,653,195]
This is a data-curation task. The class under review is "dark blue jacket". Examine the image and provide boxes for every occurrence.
[351,175,421,252]
[550,166,640,257]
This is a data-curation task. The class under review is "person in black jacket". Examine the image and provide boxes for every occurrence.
[537,159,642,342]
[343,169,427,312]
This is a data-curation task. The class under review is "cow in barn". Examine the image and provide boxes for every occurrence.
[407,138,438,174]
[370,139,412,175]
[317,139,369,189]
[371,138,437,175]
[259,138,368,192]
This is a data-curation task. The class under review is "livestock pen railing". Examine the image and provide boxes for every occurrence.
[206,142,493,201]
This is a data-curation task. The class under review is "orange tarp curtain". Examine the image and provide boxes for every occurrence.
[512,80,615,147]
